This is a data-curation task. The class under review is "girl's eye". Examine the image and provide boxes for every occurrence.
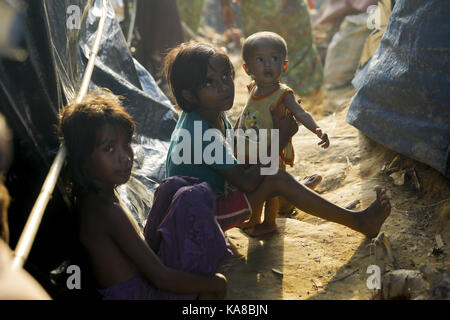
[104,145,115,153]
[204,79,214,87]
[222,72,231,81]
[271,56,278,62]
[256,57,263,62]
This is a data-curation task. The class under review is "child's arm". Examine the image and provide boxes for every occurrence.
[105,204,227,298]
[283,92,329,149]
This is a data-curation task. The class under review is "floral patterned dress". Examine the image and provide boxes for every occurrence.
[177,0,205,32]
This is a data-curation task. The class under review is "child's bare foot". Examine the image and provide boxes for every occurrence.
[238,216,261,229]
[301,174,322,190]
[243,222,277,237]
[356,186,391,238]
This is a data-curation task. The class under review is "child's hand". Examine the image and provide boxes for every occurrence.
[212,273,228,299]
[316,128,329,149]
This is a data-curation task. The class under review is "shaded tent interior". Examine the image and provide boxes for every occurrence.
[0,0,177,298]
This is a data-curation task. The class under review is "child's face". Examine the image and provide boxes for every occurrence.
[245,39,286,86]
[195,55,235,113]
[86,123,134,190]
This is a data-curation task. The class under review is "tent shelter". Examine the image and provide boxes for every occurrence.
[347,0,450,178]
[0,0,177,297]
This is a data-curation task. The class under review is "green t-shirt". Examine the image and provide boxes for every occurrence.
[165,111,238,195]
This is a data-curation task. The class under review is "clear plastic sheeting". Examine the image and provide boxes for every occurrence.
[347,0,450,178]
[48,0,176,225]
[0,0,177,291]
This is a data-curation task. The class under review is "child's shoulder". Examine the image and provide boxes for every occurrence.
[177,111,207,128]
[278,83,297,100]
[279,82,295,94]
[78,193,123,222]
[78,193,128,241]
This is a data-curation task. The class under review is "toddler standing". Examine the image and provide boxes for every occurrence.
[236,31,329,235]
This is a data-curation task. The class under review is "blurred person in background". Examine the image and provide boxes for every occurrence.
[0,114,51,300]
[177,0,324,96]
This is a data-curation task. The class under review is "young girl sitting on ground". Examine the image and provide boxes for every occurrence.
[164,41,391,239]
[58,89,228,300]
[235,31,329,236]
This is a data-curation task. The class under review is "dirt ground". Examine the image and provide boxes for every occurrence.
[193,22,450,300]
[178,1,450,298]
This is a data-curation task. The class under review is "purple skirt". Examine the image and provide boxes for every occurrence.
[100,176,232,300]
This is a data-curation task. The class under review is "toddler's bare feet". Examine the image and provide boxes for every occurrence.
[357,186,391,238]
[244,222,277,237]
[238,216,261,229]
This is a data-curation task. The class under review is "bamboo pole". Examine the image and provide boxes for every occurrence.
[12,0,108,269]
[126,0,137,47]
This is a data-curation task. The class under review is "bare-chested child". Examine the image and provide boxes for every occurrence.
[236,31,329,236]
[164,41,391,240]
[58,90,227,299]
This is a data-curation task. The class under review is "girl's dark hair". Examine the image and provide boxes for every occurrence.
[58,89,135,196]
[164,41,235,112]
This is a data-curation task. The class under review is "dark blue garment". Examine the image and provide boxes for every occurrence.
[347,0,450,177]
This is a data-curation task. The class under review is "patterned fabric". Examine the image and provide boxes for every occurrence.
[216,188,252,230]
[178,0,205,32]
[239,0,323,95]
[154,179,232,299]
[176,0,323,95]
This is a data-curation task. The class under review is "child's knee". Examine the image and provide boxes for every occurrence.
[264,169,289,191]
